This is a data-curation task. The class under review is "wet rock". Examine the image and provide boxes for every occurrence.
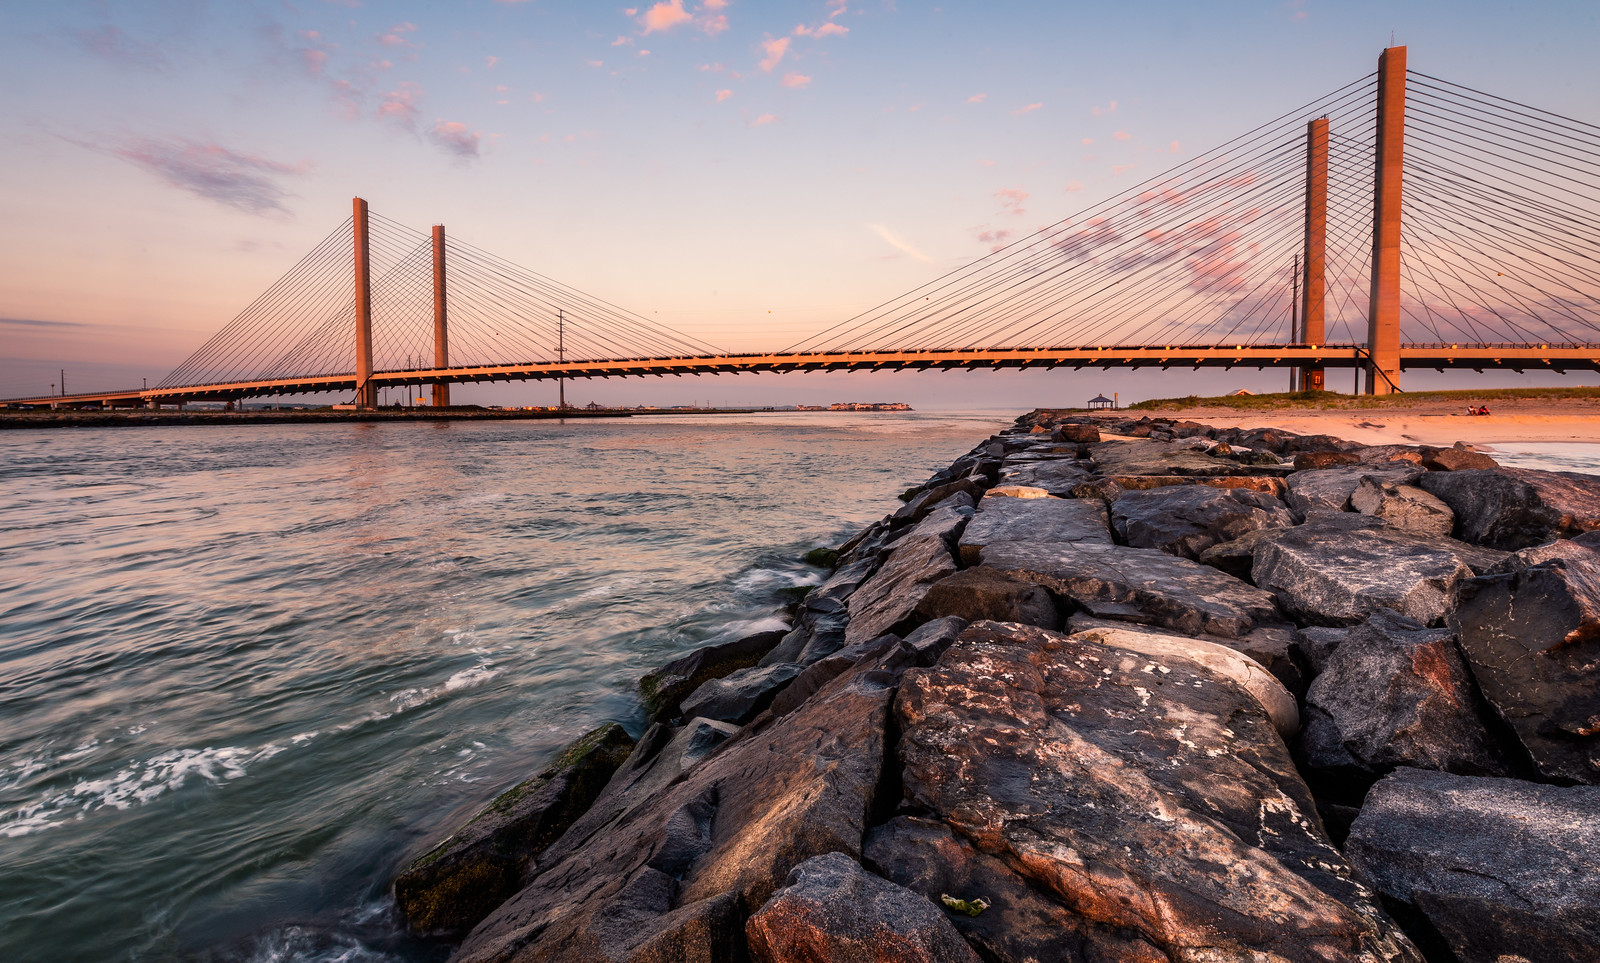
[1419,445,1499,471]
[913,566,1059,629]
[1452,553,1600,784]
[1196,528,1280,581]
[640,629,790,722]
[1252,523,1475,627]
[679,662,806,725]
[1484,537,1599,574]
[1294,450,1362,470]
[1284,465,1421,519]
[864,816,1166,963]
[1346,768,1600,963]
[845,506,968,646]
[985,540,1280,638]
[1067,613,1305,695]
[744,852,981,963]
[894,621,1420,963]
[1071,624,1300,736]
[1350,477,1455,538]
[1111,484,1293,561]
[901,616,967,664]
[956,495,1111,566]
[1420,467,1600,549]
[1087,439,1272,477]
[1297,610,1508,780]
[394,723,636,937]
[1052,423,1100,444]
[995,459,1093,496]
[892,483,978,527]
[454,649,908,963]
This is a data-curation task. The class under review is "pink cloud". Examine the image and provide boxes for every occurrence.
[977,228,1013,252]
[1011,103,1043,116]
[302,49,329,74]
[485,55,499,68]
[705,0,728,7]
[640,0,693,33]
[1081,138,1094,145]
[759,36,789,72]
[966,93,986,104]
[430,121,481,160]
[753,113,778,126]
[377,82,423,129]
[612,35,634,46]
[1091,99,1118,117]
[378,22,417,47]
[814,22,848,36]
[1113,129,1131,141]
[978,159,996,168]
[781,72,811,89]
[827,0,848,16]
[702,14,730,35]
[996,187,1029,215]
[74,25,167,69]
[1169,140,1181,153]
[1064,181,1084,192]
[99,136,309,214]
[716,88,733,102]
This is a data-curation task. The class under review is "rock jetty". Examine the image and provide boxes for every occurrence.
[392,409,1600,962]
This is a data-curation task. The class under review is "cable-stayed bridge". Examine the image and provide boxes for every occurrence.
[9,47,1600,410]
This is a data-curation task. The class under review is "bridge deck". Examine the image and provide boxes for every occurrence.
[7,342,1599,407]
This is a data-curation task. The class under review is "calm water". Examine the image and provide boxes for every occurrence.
[0,411,1013,963]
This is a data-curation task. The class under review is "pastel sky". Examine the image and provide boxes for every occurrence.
[3,0,1597,407]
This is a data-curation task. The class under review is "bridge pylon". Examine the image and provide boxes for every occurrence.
[1299,116,1328,391]
[1365,45,1406,394]
[353,197,377,408]
[432,224,450,407]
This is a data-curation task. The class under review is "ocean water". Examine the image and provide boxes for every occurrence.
[1482,441,1600,476]
[0,411,1013,963]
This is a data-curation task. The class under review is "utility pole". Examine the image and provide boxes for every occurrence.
[60,370,65,396]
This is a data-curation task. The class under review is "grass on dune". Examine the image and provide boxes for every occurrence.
[1124,386,1600,411]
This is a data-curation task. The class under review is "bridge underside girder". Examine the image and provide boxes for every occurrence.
[10,343,1599,408]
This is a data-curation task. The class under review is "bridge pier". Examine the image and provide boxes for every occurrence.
[432,225,450,407]
[1300,117,1328,391]
[353,197,377,409]
[1365,46,1406,394]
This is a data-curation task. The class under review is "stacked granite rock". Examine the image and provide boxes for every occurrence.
[391,410,1600,963]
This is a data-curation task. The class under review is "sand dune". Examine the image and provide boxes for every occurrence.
[1129,398,1600,448]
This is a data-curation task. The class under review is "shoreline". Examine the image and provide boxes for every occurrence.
[384,408,1600,962]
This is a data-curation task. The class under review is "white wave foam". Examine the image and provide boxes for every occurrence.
[388,661,500,712]
[0,742,285,838]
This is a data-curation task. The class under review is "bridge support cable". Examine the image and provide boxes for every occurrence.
[781,73,1381,361]
[1396,69,1600,352]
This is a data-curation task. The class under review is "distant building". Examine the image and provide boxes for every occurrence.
[828,402,913,411]
[1088,394,1116,410]
[1227,388,1255,396]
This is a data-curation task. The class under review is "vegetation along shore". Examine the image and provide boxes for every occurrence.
[387,406,1600,962]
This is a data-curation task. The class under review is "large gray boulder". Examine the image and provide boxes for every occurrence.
[985,541,1280,638]
[745,853,981,963]
[1419,467,1600,549]
[1350,477,1454,537]
[892,621,1420,963]
[1067,613,1305,695]
[1452,553,1600,784]
[393,723,636,937]
[1087,438,1277,477]
[1284,465,1420,519]
[845,505,969,645]
[913,566,1059,629]
[640,629,789,722]
[995,458,1092,495]
[1252,523,1475,627]
[678,662,806,725]
[1297,611,1508,779]
[1346,768,1600,963]
[1111,484,1293,560]
[956,494,1111,565]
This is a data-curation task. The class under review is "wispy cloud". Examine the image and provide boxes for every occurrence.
[1011,102,1043,116]
[73,25,167,69]
[1091,99,1118,117]
[752,113,778,126]
[871,224,933,262]
[93,135,308,215]
[976,228,1012,252]
[996,187,1029,216]
[794,22,848,37]
[0,317,88,328]
[781,72,811,89]
[966,93,986,104]
[378,82,424,129]
[1113,129,1132,141]
[759,36,789,72]
[430,121,481,160]
[378,22,418,48]
[1064,180,1084,192]
[716,88,734,102]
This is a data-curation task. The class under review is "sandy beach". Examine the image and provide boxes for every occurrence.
[1122,397,1600,449]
